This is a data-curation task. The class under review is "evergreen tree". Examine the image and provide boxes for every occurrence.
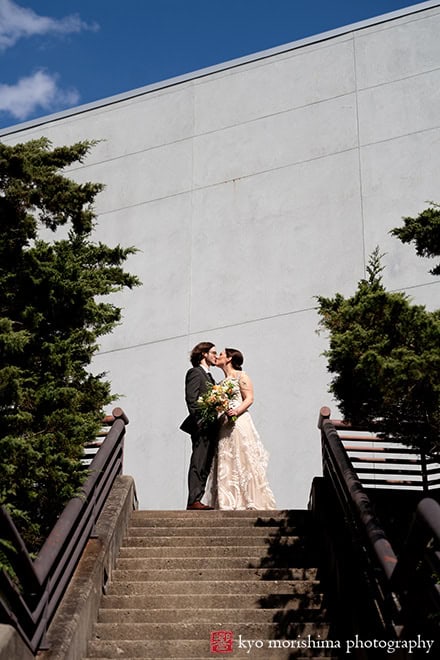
[391,203,440,276]
[317,248,440,455]
[0,138,140,551]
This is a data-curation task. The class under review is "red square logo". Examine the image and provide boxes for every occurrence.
[210,630,234,653]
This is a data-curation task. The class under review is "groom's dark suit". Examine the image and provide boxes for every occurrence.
[180,365,217,507]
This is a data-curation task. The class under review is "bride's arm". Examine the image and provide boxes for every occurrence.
[228,373,254,417]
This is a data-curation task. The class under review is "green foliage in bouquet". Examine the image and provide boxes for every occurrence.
[197,380,237,424]
[0,138,140,551]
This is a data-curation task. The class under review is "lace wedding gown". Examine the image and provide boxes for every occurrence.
[203,375,276,510]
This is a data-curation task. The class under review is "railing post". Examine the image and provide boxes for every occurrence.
[112,407,129,424]
[318,406,331,474]
[317,406,331,430]
[420,441,429,493]
[36,584,50,651]
[90,490,98,539]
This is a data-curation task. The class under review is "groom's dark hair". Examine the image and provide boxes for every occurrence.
[225,348,244,370]
[190,342,215,367]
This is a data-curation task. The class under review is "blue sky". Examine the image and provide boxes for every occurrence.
[0,0,425,130]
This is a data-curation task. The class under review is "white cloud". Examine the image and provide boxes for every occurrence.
[0,70,80,120]
[0,0,98,51]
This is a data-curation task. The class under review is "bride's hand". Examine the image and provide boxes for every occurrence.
[227,408,238,417]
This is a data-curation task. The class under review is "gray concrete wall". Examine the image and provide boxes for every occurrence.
[1,2,439,510]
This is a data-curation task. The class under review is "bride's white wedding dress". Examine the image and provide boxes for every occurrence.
[203,375,276,510]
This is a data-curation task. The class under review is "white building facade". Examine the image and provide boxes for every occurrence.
[1,1,439,509]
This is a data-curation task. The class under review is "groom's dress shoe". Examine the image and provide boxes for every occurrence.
[186,501,213,510]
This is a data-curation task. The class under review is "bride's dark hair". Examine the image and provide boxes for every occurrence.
[225,348,243,370]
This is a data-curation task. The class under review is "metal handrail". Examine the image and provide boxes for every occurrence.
[0,407,128,653]
[318,406,440,637]
[318,408,398,581]
[390,497,440,610]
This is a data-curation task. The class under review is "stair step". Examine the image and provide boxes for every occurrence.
[91,620,330,640]
[85,656,336,660]
[130,509,308,519]
[114,556,312,570]
[85,510,332,659]
[84,650,337,658]
[125,525,291,537]
[86,624,334,657]
[98,606,327,623]
[100,592,324,609]
[122,535,303,547]
[85,657,337,660]
[85,651,336,660]
[106,578,320,596]
[128,522,308,534]
[109,567,318,582]
[129,515,304,525]
[118,543,304,558]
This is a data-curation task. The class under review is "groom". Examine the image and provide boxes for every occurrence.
[180,341,218,510]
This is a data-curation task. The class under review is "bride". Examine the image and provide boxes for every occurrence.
[203,348,276,510]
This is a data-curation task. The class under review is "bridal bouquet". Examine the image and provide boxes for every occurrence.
[197,380,237,424]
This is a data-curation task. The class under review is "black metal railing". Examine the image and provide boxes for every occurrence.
[314,406,440,645]
[326,412,440,493]
[390,497,440,634]
[0,407,128,653]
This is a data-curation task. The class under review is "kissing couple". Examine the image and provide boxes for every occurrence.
[180,341,276,511]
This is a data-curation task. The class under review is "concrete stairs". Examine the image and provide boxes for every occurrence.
[84,509,337,659]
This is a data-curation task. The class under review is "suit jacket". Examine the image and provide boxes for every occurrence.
[180,365,214,435]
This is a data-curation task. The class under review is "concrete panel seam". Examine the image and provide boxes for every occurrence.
[94,146,361,218]
[96,305,320,357]
[63,91,358,177]
[353,28,368,277]
[356,63,440,93]
[360,122,440,149]
[354,3,440,40]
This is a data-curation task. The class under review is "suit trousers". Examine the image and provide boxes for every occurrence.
[187,425,217,506]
